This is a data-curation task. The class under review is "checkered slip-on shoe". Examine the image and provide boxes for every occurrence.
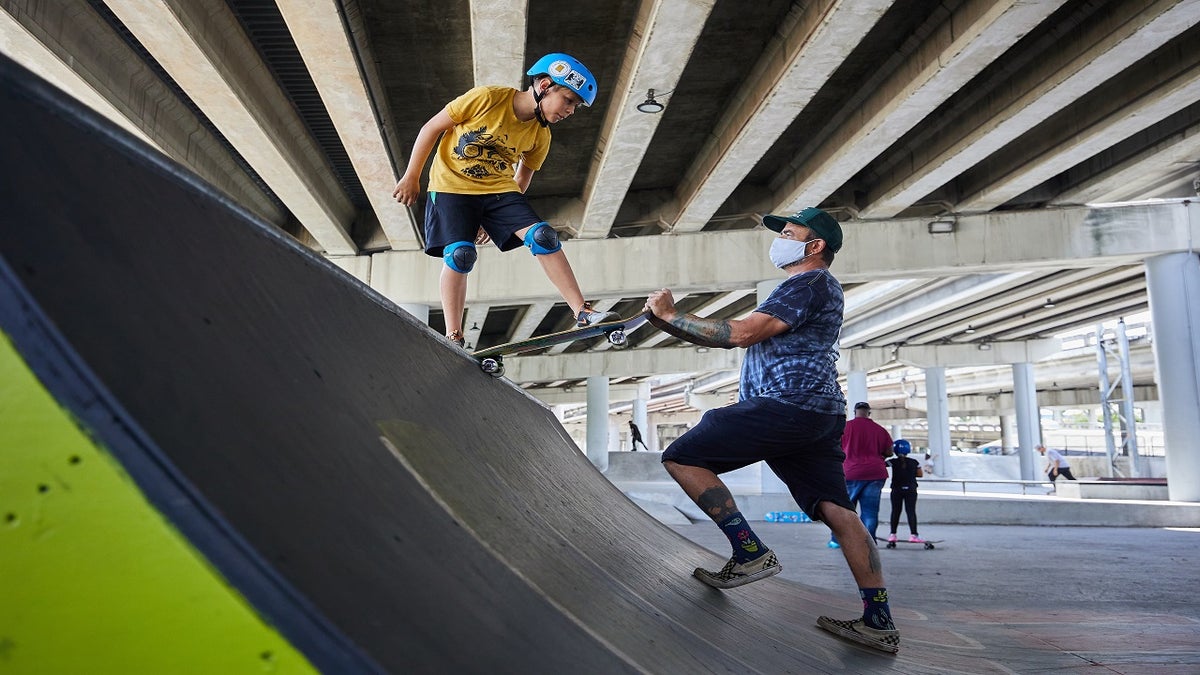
[816,616,900,654]
[693,551,781,590]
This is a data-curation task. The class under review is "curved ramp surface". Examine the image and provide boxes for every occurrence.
[0,55,1018,673]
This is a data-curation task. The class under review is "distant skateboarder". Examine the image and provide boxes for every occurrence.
[645,207,900,654]
[1037,444,1076,483]
[628,421,649,452]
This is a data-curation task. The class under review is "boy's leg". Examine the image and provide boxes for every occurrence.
[425,192,482,343]
[440,266,468,338]
[530,248,587,315]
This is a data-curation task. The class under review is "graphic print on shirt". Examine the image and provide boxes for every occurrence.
[453,125,515,179]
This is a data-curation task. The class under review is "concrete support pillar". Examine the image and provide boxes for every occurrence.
[397,303,429,325]
[757,278,789,493]
[632,381,650,451]
[925,367,951,477]
[1145,251,1200,501]
[586,375,610,471]
[1000,414,1016,455]
[846,370,868,417]
[646,415,661,453]
[1012,362,1040,481]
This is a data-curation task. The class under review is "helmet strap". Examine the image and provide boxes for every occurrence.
[531,78,550,127]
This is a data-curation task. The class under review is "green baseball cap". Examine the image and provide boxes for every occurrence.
[762,207,843,253]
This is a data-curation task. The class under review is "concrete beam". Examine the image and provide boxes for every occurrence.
[840,339,1060,373]
[774,0,1065,213]
[862,0,1200,218]
[470,0,526,88]
[276,0,420,250]
[104,0,357,254]
[0,3,285,226]
[0,6,152,143]
[367,202,1197,305]
[501,346,743,383]
[575,0,714,239]
[1052,116,1200,205]
[669,0,890,232]
[527,384,643,405]
[959,36,1200,211]
[943,385,1159,415]
[841,272,1030,345]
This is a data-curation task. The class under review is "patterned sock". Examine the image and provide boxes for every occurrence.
[717,513,767,563]
[860,588,895,630]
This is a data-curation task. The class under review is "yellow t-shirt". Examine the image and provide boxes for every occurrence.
[428,86,552,194]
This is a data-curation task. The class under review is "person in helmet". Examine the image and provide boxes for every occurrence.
[393,53,614,346]
[885,439,926,543]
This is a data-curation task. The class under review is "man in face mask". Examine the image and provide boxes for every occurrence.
[644,208,901,655]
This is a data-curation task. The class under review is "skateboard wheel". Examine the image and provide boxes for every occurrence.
[607,330,627,347]
[924,542,935,550]
[886,542,895,549]
[480,358,504,377]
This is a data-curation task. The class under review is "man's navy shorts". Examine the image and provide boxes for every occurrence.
[662,396,853,520]
[423,191,541,257]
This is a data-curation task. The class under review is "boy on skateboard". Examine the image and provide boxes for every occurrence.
[393,53,617,346]
[644,208,900,654]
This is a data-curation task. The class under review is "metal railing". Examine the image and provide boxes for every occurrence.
[915,478,1055,496]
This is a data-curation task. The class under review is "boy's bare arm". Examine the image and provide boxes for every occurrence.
[514,163,535,193]
[393,110,455,206]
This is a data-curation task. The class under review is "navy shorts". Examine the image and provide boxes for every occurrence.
[423,191,542,257]
[662,397,853,521]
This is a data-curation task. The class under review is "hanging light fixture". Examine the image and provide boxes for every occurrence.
[1042,298,1056,309]
[636,88,668,114]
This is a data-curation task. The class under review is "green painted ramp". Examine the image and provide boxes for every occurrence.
[0,336,317,675]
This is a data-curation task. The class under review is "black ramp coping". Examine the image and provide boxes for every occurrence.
[0,55,1007,673]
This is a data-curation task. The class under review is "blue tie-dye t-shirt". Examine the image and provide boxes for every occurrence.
[739,269,846,415]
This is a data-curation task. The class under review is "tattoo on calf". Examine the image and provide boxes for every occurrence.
[669,315,736,348]
[696,486,737,521]
[867,535,882,573]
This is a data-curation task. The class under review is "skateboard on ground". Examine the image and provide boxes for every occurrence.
[883,538,942,550]
[472,310,651,377]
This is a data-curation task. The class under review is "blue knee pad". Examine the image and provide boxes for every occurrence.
[443,241,477,273]
[523,222,561,255]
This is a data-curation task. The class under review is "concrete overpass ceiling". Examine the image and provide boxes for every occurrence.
[4,0,1196,412]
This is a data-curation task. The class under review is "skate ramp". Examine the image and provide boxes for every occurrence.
[0,55,1010,673]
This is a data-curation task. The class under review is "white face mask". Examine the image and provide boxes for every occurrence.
[769,238,817,269]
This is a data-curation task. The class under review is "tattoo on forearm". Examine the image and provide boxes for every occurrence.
[696,486,737,521]
[669,314,736,348]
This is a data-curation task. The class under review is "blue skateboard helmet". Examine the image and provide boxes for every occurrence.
[893,439,912,455]
[526,53,597,106]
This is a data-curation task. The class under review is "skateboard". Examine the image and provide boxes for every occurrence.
[472,310,651,377]
[883,538,942,550]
